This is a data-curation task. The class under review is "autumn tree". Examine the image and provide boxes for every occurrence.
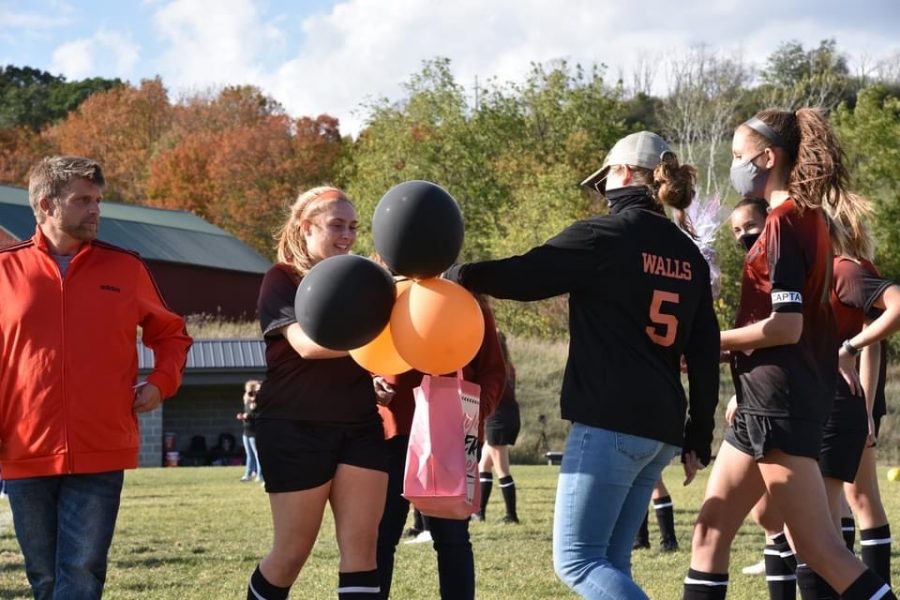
[0,126,56,185]
[146,85,343,255]
[48,78,173,202]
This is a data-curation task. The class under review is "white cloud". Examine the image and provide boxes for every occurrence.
[257,0,900,135]
[150,0,284,92]
[0,8,70,29]
[50,29,140,80]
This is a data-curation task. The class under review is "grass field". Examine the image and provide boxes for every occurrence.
[1,465,897,599]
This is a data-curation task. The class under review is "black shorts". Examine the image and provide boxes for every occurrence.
[819,399,868,483]
[256,419,388,493]
[725,410,822,461]
[485,407,521,446]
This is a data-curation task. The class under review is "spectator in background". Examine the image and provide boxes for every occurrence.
[237,379,263,483]
[0,155,192,599]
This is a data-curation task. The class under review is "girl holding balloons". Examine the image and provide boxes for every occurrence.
[246,186,388,600]
[448,131,721,600]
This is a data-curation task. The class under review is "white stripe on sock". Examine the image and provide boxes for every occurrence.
[499,481,515,488]
[248,582,266,600]
[870,584,892,600]
[683,577,728,586]
[767,531,788,543]
[479,477,492,483]
[337,586,380,594]
[764,548,781,556]
[860,538,892,546]
[842,526,856,532]
[766,575,797,582]
[653,501,673,509]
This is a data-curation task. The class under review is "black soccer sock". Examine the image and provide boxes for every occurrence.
[634,510,650,548]
[338,570,380,599]
[499,475,517,520]
[860,525,892,586]
[654,494,677,545]
[796,562,838,600]
[842,517,857,552]
[478,471,493,516]
[765,543,797,600]
[840,568,895,600]
[248,565,290,600]
[682,569,728,600]
[772,531,799,572]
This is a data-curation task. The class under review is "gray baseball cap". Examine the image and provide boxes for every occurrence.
[580,131,673,193]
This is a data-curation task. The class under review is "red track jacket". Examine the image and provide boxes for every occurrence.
[0,227,192,479]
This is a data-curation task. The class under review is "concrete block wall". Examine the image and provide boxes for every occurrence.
[152,384,246,466]
[138,409,164,467]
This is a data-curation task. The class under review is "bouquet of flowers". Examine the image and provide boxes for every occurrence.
[683,194,730,299]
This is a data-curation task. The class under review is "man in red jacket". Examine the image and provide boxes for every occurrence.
[0,156,192,600]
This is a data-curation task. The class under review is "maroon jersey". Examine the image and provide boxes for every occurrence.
[831,257,892,415]
[255,263,380,424]
[732,199,838,422]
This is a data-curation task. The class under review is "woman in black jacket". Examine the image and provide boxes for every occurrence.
[449,131,720,600]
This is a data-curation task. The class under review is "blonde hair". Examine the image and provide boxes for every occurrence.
[275,186,352,276]
[827,192,875,261]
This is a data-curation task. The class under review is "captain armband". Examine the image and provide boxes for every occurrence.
[771,289,803,313]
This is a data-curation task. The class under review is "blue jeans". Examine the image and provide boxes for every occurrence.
[5,471,125,600]
[553,423,678,600]
[376,435,475,600]
[242,434,261,480]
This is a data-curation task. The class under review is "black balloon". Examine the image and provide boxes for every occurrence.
[372,180,464,279]
[294,255,396,351]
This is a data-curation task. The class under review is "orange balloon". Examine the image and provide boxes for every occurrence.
[391,278,485,375]
[349,278,414,375]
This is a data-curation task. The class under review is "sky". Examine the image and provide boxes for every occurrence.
[1,0,899,135]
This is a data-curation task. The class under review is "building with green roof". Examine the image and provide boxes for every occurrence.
[0,183,271,318]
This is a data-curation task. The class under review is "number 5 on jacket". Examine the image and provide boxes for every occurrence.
[647,290,680,347]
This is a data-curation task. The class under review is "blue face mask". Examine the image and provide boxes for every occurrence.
[729,151,768,197]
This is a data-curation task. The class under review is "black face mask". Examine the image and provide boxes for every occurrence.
[739,232,761,252]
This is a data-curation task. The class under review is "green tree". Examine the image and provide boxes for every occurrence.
[758,39,856,110]
[0,65,121,131]
[833,84,900,281]
[344,58,629,336]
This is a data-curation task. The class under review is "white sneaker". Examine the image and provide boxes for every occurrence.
[403,530,433,544]
[741,560,766,575]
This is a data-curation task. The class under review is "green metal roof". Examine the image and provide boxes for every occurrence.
[0,184,271,274]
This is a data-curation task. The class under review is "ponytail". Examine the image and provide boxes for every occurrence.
[750,107,850,212]
[653,152,698,237]
[791,107,850,213]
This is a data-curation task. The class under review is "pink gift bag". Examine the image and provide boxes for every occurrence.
[402,372,481,519]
